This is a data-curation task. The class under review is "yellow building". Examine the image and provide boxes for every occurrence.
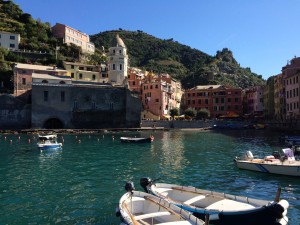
[63,61,108,83]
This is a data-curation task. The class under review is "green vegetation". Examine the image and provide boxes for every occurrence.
[0,0,265,94]
[169,108,179,119]
[196,108,210,120]
[91,30,265,89]
[184,107,197,119]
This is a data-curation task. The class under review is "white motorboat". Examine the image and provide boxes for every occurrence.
[37,134,62,150]
[234,148,300,177]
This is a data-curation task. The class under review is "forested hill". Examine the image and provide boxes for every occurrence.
[91,30,265,89]
[0,0,265,91]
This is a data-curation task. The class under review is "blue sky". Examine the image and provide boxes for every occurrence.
[13,0,300,79]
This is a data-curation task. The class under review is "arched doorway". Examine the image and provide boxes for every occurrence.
[43,118,64,129]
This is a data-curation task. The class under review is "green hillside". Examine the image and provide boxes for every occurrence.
[0,0,265,92]
[91,30,265,89]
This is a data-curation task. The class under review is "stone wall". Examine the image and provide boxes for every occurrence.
[141,120,215,129]
[31,84,141,129]
[0,94,31,129]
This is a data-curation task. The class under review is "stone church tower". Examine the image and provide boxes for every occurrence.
[108,34,128,86]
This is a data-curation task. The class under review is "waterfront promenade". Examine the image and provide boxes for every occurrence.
[0,118,299,134]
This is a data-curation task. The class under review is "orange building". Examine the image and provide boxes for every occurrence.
[51,23,95,53]
[183,85,243,118]
[127,67,144,95]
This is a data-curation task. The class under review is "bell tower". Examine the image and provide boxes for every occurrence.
[108,34,128,86]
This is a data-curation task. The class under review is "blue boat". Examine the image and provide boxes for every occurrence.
[37,134,62,150]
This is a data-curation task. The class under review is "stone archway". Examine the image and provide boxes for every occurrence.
[43,118,64,129]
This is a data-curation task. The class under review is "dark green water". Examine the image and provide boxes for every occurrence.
[0,130,299,225]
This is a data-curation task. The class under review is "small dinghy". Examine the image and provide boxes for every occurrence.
[140,178,289,225]
[116,181,206,225]
[120,135,154,143]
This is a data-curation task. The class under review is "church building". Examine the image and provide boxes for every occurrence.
[108,34,128,86]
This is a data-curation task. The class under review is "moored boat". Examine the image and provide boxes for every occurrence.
[37,134,62,150]
[120,135,154,143]
[140,178,289,225]
[116,181,206,225]
[234,149,300,177]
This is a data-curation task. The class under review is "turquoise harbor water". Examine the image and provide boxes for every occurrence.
[0,129,299,225]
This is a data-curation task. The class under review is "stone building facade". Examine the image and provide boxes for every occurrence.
[31,74,141,129]
[0,94,31,129]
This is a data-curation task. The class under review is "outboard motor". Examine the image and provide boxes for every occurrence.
[140,177,152,193]
[272,151,281,159]
[244,151,254,160]
[125,181,135,194]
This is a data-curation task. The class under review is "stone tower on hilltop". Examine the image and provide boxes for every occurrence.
[108,34,128,86]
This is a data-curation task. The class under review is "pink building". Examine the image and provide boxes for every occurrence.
[51,23,95,53]
[244,85,264,116]
[14,63,68,100]
[140,73,182,120]
[282,57,300,119]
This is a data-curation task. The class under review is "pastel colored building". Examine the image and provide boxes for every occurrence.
[183,85,243,118]
[63,61,108,83]
[244,85,264,116]
[13,63,68,98]
[274,73,285,120]
[0,31,20,50]
[141,73,182,120]
[282,57,300,119]
[263,76,275,119]
[51,23,95,53]
[127,67,144,95]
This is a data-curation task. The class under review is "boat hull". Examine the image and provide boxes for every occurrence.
[191,204,286,225]
[120,137,153,143]
[38,144,62,150]
[146,182,288,225]
[234,159,300,176]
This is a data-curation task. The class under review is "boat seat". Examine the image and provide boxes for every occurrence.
[183,195,205,205]
[156,188,173,196]
[135,211,171,220]
[206,199,255,211]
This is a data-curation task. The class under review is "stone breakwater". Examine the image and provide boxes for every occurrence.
[1,119,299,134]
[0,120,214,134]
